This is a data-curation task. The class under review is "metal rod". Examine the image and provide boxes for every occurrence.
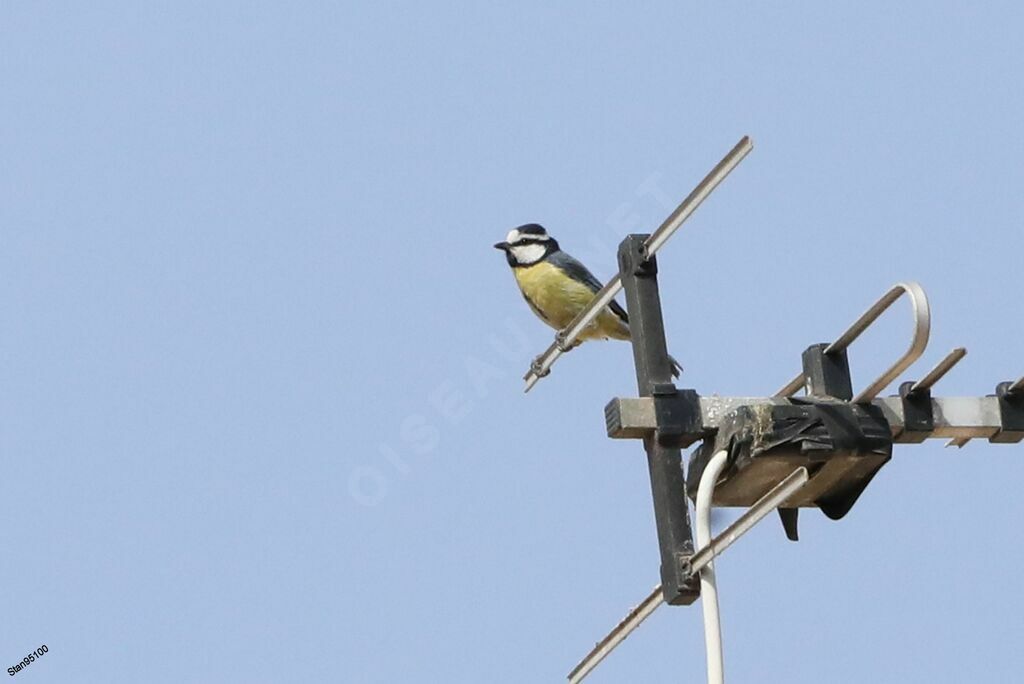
[911,347,967,393]
[1009,375,1024,394]
[696,450,729,684]
[567,585,663,684]
[524,136,754,392]
[850,282,929,401]
[642,136,754,259]
[826,282,927,354]
[567,466,809,683]
[775,372,805,399]
[685,466,810,575]
[775,282,931,402]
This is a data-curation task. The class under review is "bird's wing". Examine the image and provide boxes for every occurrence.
[548,250,630,324]
[607,297,629,325]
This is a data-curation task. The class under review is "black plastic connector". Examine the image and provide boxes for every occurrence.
[897,380,934,443]
[802,343,853,400]
[990,381,1024,444]
[650,385,702,448]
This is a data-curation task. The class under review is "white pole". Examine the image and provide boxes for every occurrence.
[696,450,730,684]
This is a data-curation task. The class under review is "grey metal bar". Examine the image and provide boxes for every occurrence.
[567,466,808,683]
[1009,375,1024,394]
[605,395,1015,442]
[523,136,753,392]
[911,348,967,393]
[884,396,1003,440]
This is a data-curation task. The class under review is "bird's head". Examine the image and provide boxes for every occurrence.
[493,223,559,267]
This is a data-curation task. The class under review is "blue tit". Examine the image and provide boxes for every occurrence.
[494,223,681,376]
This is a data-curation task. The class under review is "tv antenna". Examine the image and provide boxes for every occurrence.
[521,137,1023,683]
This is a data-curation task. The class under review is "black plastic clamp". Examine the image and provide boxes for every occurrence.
[651,385,702,448]
[897,380,935,443]
[990,381,1024,444]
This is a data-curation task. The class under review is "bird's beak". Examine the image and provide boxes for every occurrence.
[493,241,510,251]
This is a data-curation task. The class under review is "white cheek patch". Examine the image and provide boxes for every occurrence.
[510,243,547,264]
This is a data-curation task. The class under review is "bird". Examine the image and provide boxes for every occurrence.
[494,223,682,376]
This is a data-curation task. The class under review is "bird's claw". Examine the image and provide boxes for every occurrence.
[554,331,575,352]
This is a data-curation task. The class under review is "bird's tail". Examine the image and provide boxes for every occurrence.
[668,353,683,379]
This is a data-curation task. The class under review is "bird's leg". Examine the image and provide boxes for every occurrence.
[529,355,551,378]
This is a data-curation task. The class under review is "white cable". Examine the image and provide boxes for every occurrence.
[695,450,729,684]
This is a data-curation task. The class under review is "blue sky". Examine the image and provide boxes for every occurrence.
[3,2,1023,682]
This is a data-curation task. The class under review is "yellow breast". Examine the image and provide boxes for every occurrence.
[512,261,630,340]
